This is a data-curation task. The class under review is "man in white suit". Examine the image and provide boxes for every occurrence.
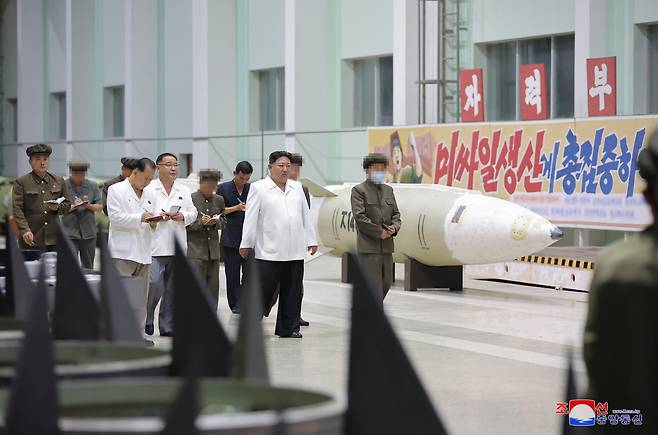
[144,153,197,337]
[239,150,317,339]
[107,157,159,332]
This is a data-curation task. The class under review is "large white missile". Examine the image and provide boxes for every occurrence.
[303,179,563,267]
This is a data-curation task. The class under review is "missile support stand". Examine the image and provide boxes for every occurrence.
[341,254,463,292]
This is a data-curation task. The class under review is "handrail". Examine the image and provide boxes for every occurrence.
[0,127,368,147]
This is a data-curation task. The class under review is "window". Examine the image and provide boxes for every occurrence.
[50,92,66,140]
[258,68,284,131]
[104,86,124,138]
[485,35,574,120]
[7,98,18,142]
[180,153,192,177]
[486,42,516,121]
[352,56,393,127]
[649,25,658,114]
[378,57,394,125]
[554,35,575,118]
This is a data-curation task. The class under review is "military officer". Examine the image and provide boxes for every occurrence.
[12,143,71,250]
[351,153,401,300]
[187,169,225,306]
[62,160,103,269]
[102,157,140,215]
[583,129,658,433]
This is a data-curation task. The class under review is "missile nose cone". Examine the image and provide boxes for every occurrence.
[550,226,564,241]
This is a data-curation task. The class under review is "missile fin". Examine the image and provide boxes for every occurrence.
[300,178,338,197]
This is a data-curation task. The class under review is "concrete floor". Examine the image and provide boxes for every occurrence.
[152,252,590,435]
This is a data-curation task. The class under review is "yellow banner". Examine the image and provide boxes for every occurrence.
[368,116,658,230]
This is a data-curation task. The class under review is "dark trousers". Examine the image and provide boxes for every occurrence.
[222,246,244,310]
[359,253,394,300]
[72,237,96,270]
[258,259,303,336]
[190,258,220,309]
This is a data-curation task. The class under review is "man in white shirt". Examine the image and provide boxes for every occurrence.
[144,153,197,337]
[239,150,317,338]
[107,158,159,332]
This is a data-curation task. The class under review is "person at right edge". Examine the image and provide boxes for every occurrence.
[351,153,401,301]
[583,129,657,434]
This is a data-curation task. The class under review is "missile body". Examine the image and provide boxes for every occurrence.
[309,182,562,267]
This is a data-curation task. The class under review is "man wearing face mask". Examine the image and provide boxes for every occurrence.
[351,153,402,300]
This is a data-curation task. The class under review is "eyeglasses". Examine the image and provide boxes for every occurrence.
[158,163,179,168]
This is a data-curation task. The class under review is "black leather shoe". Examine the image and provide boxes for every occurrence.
[144,324,154,336]
[299,318,309,327]
[159,330,173,337]
[279,331,303,339]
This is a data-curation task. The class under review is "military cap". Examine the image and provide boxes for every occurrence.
[362,153,389,169]
[198,169,222,181]
[67,160,90,171]
[26,143,52,157]
[120,157,140,170]
[290,153,303,166]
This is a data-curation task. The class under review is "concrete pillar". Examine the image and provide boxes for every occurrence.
[124,0,158,163]
[574,0,607,118]
[16,0,45,173]
[65,0,73,164]
[393,0,419,126]
[191,0,209,173]
[283,0,296,152]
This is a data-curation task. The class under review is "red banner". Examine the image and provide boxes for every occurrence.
[460,69,484,122]
[587,56,616,117]
[519,64,548,121]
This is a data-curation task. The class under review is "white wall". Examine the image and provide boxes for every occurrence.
[340,0,393,59]
[102,0,124,88]
[208,0,237,136]
[46,0,66,94]
[472,0,575,43]
[249,0,285,70]
[163,0,192,146]
[635,0,658,24]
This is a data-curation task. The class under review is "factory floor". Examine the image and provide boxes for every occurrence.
[152,252,590,435]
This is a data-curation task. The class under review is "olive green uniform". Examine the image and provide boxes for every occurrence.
[584,226,657,432]
[187,191,225,304]
[102,174,124,215]
[12,171,71,249]
[62,178,101,269]
[351,180,401,299]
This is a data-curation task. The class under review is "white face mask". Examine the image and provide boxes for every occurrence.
[370,171,386,184]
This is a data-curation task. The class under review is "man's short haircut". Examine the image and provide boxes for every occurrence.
[136,157,156,172]
[363,153,389,169]
[156,152,178,164]
[290,153,303,166]
[121,157,140,170]
[235,161,253,174]
[269,150,293,165]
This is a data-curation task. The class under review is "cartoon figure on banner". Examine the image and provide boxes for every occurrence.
[388,131,423,183]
